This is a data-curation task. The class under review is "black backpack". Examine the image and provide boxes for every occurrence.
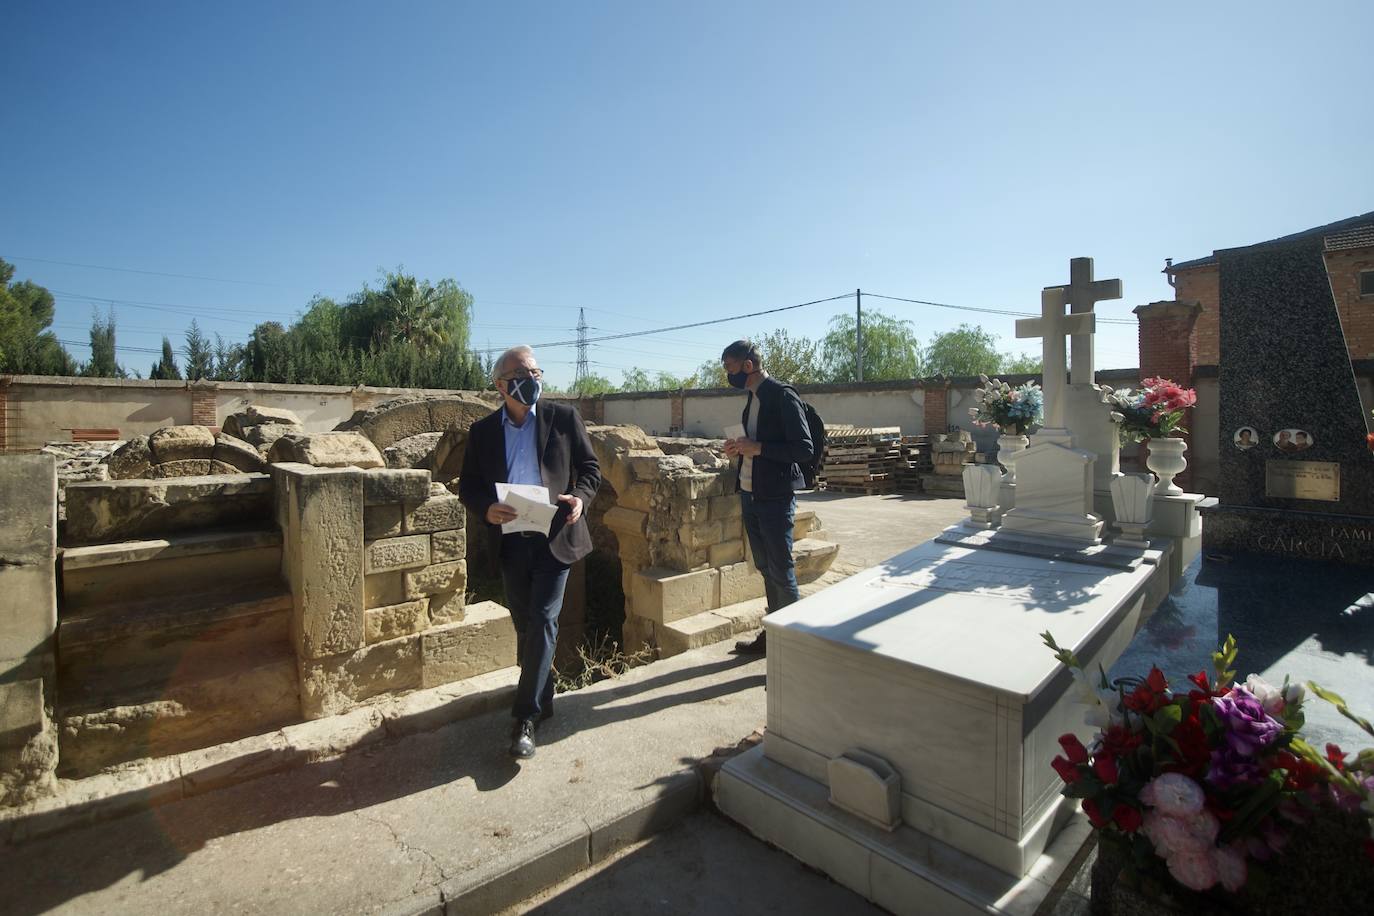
[782,385,827,490]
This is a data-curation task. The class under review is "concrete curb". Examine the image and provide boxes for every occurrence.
[0,667,520,845]
[381,768,705,916]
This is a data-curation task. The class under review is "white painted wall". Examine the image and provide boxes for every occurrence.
[681,395,742,437]
[214,387,357,433]
[604,397,672,435]
[7,379,191,449]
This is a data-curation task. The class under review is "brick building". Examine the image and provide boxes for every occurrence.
[1164,210,1374,366]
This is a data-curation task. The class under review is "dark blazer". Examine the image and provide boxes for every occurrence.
[736,376,814,498]
[458,401,602,565]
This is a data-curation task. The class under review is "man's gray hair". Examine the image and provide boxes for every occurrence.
[493,345,535,382]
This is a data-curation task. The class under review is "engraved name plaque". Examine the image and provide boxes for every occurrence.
[1265,460,1340,501]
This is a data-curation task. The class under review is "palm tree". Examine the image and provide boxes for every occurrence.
[376,275,448,354]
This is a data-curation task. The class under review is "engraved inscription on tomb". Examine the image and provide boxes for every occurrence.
[1265,461,1339,502]
[872,558,1105,602]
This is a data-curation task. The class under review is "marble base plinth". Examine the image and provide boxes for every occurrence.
[1148,492,1207,580]
[760,540,1155,877]
[718,746,1094,916]
[1200,504,1374,566]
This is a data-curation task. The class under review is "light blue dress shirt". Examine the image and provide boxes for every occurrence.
[502,404,543,487]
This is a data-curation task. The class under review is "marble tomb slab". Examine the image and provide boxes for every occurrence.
[759,539,1154,877]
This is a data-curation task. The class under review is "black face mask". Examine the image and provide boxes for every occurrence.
[508,376,542,405]
[727,371,750,389]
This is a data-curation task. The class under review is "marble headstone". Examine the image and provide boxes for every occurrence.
[1202,235,1374,564]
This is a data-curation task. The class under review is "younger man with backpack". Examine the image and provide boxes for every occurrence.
[720,339,815,655]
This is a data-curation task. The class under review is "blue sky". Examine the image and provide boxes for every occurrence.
[4,1,1371,389]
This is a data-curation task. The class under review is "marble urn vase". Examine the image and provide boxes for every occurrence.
[996,433,1029,482]
[1145,437,1187,496]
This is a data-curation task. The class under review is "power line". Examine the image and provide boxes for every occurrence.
[7,255,287,287]
[476,293,854,354]
[863,292,1137,325]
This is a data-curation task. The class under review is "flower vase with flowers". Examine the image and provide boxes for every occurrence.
[970,375,1043,480]
[1105,378,1198,494]
[1042,632,1374,914]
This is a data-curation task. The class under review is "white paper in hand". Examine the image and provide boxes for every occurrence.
[724,423,746,441]
[495,483,557,535]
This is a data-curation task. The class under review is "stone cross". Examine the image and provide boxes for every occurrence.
[1016,287,1094,431]
[1053,257,1122,385]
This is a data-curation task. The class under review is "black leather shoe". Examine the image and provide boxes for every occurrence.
[510,718,536,758]
[734,631,767,655]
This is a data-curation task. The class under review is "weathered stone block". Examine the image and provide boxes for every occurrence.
[365,571,407,609]
[365,599,430,644]
[709,539,745,567]
[630,566,720,625]
[659,610,732,657]
[431,528,467,563]
[299,632,422,718]
[222,405,303,438]
[404,494,465,534]
[149,459,212,478]
[212,433,267,473]
[719,561,766,605]
[364,534,431,574]
[675,472,723,502]
[268,431,385,469]
[1,456,57,674]
[148,425,215,463]
[105,436,152,479]
[278,465,365,660]
[65,474,272,545]
[603,506,648,538]
[618,481,654,512]
[429,589,466,624]
[363,503,403,539]
[0,679,44,747]
[363,468,431,506]
[405,560,467,599]
[678,520,723,550]
[709,495,741,520]
[793,538,840,584]
[719,517,743,541]
[420,601,516,688]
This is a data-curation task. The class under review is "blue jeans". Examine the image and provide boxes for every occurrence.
[740,491,799,613]
[500,533,571,721]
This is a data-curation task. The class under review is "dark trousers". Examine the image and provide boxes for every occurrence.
[500,533,570,721]
[740,491,799,613]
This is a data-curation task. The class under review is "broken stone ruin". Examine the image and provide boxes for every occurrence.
[0,392,838,830]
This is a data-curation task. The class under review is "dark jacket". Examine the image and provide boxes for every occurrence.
[458,400,602,565]
[736,376,814,498]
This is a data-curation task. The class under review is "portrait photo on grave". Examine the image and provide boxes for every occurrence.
[1233,427,1258,450]
[1273,428,1313,452]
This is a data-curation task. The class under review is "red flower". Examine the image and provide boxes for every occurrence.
[1325,744,1347,770]
[1124,667,1170,714]
[1366,432,1374,453]
[1058,734,1089,765]
[1112,804,1143,833]
[1160,707,1211,778]
[1082,798,1110,828]
[1052,756,1082,784]
[1093,754,1120,785]
[1271,750,1324,790]
[1102,724,1143,758]
[1187,670,1223,699]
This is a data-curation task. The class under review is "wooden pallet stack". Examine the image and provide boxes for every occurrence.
[818,426,903,494]
[895,435,932,492]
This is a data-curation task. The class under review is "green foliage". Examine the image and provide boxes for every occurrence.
[1002,351,1043,374]
[691,357,728,389]
[0,258,77,375]
[149,337,182,380]
[182,319,214,381]
[754,327,824,384]
[821,309,922,381]
[571,373,617,396]
[620,367,695,391]
[81,307,127,378]
[921,323,1004,377]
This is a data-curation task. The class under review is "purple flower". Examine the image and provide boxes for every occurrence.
[1212,687,1284,756]
[1207,747,1267,789]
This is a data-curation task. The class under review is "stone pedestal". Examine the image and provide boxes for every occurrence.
[0,455,60,806]
[997,442,1104,545]
[1147,492,1206,581]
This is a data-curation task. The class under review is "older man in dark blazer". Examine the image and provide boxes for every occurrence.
[459,345,601,759]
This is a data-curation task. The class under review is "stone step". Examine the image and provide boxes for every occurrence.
[56,644,301,778]
[660,597,769,657]
[793,537,840,584]
[792,509,822,539]
[61,527,283,612]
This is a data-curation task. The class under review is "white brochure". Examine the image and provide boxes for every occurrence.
[495,483,559,535]
[724,423,746,441]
